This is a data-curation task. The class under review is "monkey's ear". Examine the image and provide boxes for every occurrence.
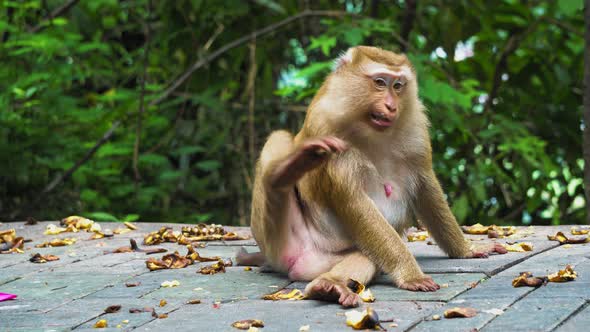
[333,48,354,71]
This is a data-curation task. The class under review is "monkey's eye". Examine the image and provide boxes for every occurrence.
[393,80,405,91]
[373,77,388,88]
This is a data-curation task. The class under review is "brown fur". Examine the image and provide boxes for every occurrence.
[244,46,503,307]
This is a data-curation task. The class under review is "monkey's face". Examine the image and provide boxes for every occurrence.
[362,64,410,131]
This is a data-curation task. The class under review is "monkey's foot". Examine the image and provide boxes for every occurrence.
[235,247,266,266]
[305,277,360,308]
[469,243,508,258]
[398,276,440,292]
[269,137,348,188]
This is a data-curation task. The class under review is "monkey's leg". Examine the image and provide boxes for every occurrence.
[250,131,347,266]
[414,171,507,258]
[304,252,377,308]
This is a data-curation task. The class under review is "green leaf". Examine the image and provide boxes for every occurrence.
[196,160,221,171]
[85,211,119,222]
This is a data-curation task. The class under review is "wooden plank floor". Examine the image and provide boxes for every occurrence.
[0,221,588,331]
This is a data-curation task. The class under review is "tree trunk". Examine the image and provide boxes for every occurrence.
[584,0,590,224]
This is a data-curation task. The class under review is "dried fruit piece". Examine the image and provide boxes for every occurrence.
[0,229,25,254]
[345,307,385,330]
[62,216,95,230]
[93,319,108,328]
[432,315,441,320]
[548,265,577,282]
[158,313,168,319]
[199,259,231,275]
[159,299,167,307]
[231,319,265,330]
[29,253,60,263]
[407,231,429,242]
[502,242,534,252]
[346,279,376,303]
[547,232,589,244]
[124,222,138,230]
[462,223,490,235]
[262,289,306,301]
[146,252,193,271]
[570,227,589,235]
[187,299,201,304]
[35,238,77,248]
[512,272,547,287]
[443,307,477,318]
[104,305,121,313]
[186,245,221,262]
[125,282,141,287]
[44,224,69,235]
[109,239,167,255]
[161,280,180,288]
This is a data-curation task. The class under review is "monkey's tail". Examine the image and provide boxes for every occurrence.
[235,246,266,266]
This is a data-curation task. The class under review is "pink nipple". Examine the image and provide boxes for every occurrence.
[384,183,393,198]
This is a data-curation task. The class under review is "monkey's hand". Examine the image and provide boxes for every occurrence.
[466,243,508,258]
[268,136,348,189]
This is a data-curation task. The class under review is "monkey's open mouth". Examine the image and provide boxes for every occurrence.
[369,112,393,128]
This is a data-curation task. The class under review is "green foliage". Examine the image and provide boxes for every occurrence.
[0,0,584,226]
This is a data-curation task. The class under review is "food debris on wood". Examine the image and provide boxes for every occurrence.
[345,307,386,330]
[93,319,108,328]
[347,279,376,303]
[161,280,180,288]
[407,231,429,242]
[548,265,577,282]
[199,259,232,275]
[35,238,77,248]
[262,289,306,301]
[231,319,265,330]
[512,272,547,288]
[143,224,249,246]
[108,239,167,255]
[547,231,589,244]
[104,305,122,313]
[443,307,478,318]
[502,242,534,252]
[29,253,60,263]
[0,229,25,254]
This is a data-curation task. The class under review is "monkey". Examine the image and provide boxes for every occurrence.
[238,46,506,308]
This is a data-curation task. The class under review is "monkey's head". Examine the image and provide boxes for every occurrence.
[307,46,422,138]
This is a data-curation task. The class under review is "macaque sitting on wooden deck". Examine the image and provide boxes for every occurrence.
[237,46,506,307]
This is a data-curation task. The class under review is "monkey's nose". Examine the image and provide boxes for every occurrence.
[385,102,397,113]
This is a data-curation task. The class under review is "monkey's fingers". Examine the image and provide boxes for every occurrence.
[398,276,440,292]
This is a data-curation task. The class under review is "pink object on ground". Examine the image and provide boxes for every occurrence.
[0,293,17,302]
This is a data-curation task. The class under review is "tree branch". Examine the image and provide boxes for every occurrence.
[399,0,417,52]
[149,10,356,106]
[133,0,152,185]
[31,0,80,33]
[483,20,542,112]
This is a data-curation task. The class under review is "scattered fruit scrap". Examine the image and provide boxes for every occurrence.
[443,307,478,318]
[29,253,60,263]
[231,319,265,330]
[145,244,221,271]
[104,305,122,313]
[199,259,233,275]
[548,265,577,282]
[0,229,25,254]
[512,265,577,287]
[161,280,180,288]
[347,279,376,303]
[502,242,533,252]
[512,272,547,287]
[107,239,167,255]
[93,319,108,328]
[35,238,77,248]
[462,223,519,238]
[143,224,249,246]
[345,307,385,330]
[46,216,136,240]
[547,231,589,244]
[571,226,589,235]
[407,231,429,242]
[187,299,201,304]
[262,289,306,301]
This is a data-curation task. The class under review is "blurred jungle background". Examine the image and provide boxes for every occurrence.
[0,0,586,226]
